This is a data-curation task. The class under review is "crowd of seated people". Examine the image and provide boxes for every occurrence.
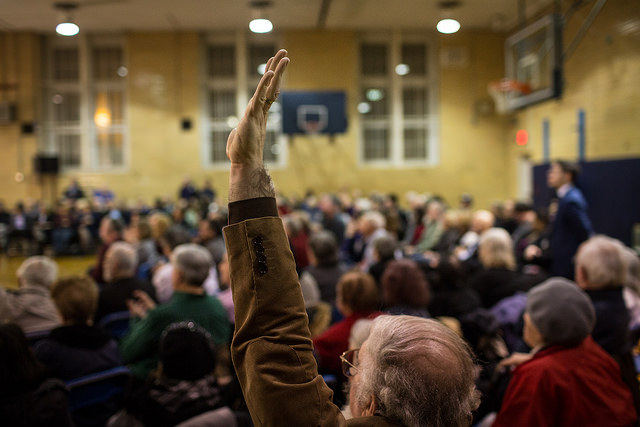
[0,176,220,258]
[2,179,640,425]
[0,178,252,425]
[273,188,640,424]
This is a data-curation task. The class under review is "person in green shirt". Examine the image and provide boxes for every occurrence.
[120,243,231,379]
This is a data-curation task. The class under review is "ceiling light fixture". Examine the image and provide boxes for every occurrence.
[436,0,462,34]
[55,3,79,36]
[56,20,79,36]
[437,19,461,34]
[249,0,273,34]
[249,18,273,33]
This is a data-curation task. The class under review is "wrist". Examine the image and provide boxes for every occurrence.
[229,164,275,202]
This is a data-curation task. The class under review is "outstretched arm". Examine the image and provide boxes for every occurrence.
[223,50,345,426]
[227,49,289,203]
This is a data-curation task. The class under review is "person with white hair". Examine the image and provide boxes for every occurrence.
[0,256,61,334]
[222,49,480,426]
[467,227,533,308]
[94,241,157,323]
[358,210,394,271]
[119,243,231,379]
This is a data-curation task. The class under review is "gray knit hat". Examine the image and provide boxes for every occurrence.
[526,277,596,346]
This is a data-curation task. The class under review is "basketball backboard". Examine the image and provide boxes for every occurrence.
[504,14,564,111]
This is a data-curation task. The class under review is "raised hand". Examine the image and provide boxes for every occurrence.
[227,49,289,202]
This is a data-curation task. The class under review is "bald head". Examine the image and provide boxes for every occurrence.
[471,210,495,234]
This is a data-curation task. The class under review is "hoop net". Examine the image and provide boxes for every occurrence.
[488,78,532,114]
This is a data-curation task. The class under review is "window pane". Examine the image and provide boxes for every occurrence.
[96,132,124,167]
[361,43,387,76]
[209,90,236,119]
[363,127,389,160]
[402,43,427,76]
[92,47,122,81]
[53,48,79,82]
[208,45,235,77]
[248,44,276,78]
[53,92,80,123]
[403,127,428,159]
[210,130,230,163]
[362,87,388,116]
[56,134,81,168]
[403,87,428,116]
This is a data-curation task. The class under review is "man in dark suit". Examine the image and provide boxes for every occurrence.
[546,160,594,279]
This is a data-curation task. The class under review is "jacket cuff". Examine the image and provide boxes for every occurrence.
[228,197,278,224]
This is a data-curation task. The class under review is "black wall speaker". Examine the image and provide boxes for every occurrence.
[34,155,59,175]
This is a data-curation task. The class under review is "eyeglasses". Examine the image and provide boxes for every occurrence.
[340,348,360,377]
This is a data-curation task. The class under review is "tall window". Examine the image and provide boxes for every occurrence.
[359,34,438,166]
[44,36,127,171]
[203,35,284,168]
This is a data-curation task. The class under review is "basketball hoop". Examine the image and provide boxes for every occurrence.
[487,78,532,114]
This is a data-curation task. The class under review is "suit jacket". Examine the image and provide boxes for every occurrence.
[550,186,593,279]
[224,198,401,427]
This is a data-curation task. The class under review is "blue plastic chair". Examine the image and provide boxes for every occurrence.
[65,365,131,412]
[97,310,131,339]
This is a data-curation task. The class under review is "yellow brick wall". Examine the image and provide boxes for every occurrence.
[0,34,42,204]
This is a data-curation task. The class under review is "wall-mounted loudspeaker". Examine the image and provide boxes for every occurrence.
[34,155,59,175]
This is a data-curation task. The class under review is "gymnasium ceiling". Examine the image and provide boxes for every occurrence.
[1,0,556,34]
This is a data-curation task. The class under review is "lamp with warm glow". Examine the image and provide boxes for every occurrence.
[94,93,111,128]
[437,18,461,34]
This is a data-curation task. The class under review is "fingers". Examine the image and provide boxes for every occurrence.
[252,49,289,110]
[266,50,289,102]
[132,290,155,310]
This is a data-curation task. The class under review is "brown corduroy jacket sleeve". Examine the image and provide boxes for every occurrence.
[224,212,346,427]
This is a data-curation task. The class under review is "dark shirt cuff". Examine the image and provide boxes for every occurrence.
[228,197,278,225]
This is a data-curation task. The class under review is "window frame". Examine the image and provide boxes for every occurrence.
[358,32,439,168]
[42,34,129,173]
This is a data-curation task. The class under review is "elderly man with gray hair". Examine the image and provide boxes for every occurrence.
[119,243,231,379]
[94,241,157,323]
[222,49,480,426]
[0,256,61,334]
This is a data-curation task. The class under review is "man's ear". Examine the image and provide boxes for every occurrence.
[576,264,589,288]
[362,396,378,417]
